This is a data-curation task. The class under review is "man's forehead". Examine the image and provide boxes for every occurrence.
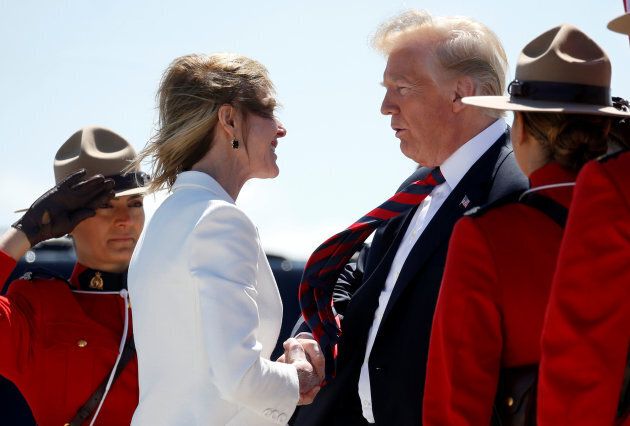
[384,34,442,77]
[383,50,430,81]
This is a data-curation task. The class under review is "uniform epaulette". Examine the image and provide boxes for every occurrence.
[597,148,629,163]
[18,268,71,286]
[464,191,523,218]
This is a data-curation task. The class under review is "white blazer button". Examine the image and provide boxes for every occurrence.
[271,410,279,421]
[278,413,287,423]
[264,408,272,416]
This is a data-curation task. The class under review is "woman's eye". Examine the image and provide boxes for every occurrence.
[130,201,144,208]
[98,203,113,209]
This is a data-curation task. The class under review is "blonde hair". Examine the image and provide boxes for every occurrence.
[133,53,276,192]
[519,112,611,171]
[372,10,508,118]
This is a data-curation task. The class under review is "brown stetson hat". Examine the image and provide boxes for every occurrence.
[608,0,630,35]
[608,13,630,35]
[54,126,149,197]
[462,24,630,117]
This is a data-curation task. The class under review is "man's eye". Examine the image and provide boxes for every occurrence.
[397,86,409,94]
[98,203,113,209]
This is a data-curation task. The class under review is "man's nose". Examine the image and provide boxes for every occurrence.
[380,92,398,115]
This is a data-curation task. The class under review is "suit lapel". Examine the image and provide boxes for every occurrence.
[378,133,509,324]
[347,205,417,313]
[351,166,434,302]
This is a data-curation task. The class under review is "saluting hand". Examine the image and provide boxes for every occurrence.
[12,169,115,246]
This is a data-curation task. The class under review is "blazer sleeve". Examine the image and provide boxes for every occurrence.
[188,204,299,422]
[538,159,630,426]
[294,243,369,336]
[423,217,503,426]
[333,243,368,318]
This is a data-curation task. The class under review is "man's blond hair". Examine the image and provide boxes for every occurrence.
[373,10,508,118]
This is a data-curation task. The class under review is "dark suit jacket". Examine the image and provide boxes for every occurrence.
[293,131,528,426]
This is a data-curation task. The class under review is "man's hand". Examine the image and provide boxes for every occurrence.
[281,338,322,405]
[12,169,115,246]
[294,332,325,384]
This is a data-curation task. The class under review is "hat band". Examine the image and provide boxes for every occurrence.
[508,79,611,106]
[108,171,150,193]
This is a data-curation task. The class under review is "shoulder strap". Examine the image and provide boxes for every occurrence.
[519,192,568,228]
[617,351,630,421]
[68,338,136,426]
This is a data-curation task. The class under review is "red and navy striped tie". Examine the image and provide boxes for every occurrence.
[298,167,445,383]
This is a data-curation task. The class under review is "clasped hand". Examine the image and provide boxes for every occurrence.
[276,333,325,405]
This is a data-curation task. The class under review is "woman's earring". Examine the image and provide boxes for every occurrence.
[231,138,240,149]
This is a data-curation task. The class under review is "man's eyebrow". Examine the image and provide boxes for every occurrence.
[381,76,422,88]
[381,75,414,85]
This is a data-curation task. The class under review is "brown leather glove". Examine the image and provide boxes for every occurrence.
[12,169,115,246]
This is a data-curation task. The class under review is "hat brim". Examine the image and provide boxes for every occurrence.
[608,13,630,35]
[115,186,150,197]
[462,96,630,117]
[14,185,149,213]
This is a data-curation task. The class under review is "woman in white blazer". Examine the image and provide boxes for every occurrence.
[127,53,323,425]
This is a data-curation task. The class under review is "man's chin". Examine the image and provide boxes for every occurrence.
[400,141,418,162]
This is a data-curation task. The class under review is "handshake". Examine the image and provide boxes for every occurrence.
[276,333,325,405]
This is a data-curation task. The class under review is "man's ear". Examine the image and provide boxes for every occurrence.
[452,76,476,113]
[217,104,237,137]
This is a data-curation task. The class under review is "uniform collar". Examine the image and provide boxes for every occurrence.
[69,263,128,292]
[172,171,235,204]
[528,161,578,207]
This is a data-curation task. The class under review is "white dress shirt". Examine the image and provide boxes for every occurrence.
[129,171,299,426]
[358,119,507,422]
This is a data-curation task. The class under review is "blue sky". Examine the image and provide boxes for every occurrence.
[1,0,628,259]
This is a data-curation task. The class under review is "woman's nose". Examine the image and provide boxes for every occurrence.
[114,205,132,225]
[276,120,287,138]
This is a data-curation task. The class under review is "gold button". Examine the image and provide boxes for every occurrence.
[77,339,88,348]
[506,396,515,407]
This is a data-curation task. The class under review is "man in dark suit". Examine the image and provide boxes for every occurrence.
[293,9,528,426]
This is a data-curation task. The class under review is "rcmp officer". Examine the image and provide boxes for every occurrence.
[538,9,630,426]
[422,24,630,425]
[0,126,149,425]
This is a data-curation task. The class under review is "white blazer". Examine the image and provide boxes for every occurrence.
[128,171,299,425]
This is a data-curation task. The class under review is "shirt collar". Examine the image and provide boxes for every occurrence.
[172,171,235,204]
[440,118,507,189]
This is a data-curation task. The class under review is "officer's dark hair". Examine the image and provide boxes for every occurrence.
[518,111,611,172]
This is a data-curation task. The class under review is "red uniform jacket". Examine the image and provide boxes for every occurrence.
[423,162,576,425]
[538,150,630,426]
[0,250,138,425]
